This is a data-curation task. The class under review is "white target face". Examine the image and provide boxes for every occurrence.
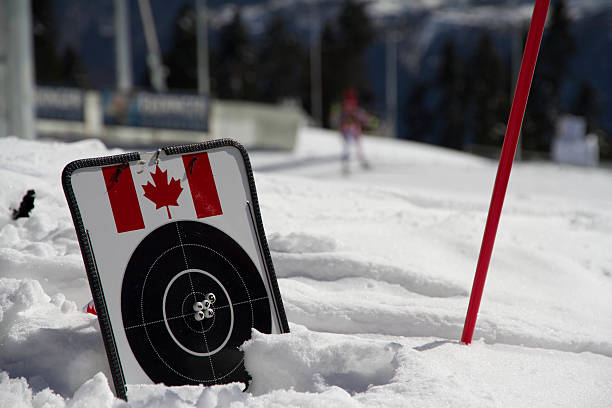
[121,220,272,386]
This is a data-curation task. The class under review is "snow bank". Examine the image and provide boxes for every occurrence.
[1,132,611,406]
[243,325,401,395]
[0,137,123,307]
[0,138,120,397]
[0,278,109,397]
[242,324,612,407]
[0,372,65,408]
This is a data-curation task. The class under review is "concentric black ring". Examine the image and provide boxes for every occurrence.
[121,221,272,386]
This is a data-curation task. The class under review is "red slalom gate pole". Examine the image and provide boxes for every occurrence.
[461,0,550,345]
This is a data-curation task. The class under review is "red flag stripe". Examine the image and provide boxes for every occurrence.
[182,153,223,219]
[102,164,145,233]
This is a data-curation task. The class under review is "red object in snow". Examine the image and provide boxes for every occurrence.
[461,0,551,345]
[84,300,97,316]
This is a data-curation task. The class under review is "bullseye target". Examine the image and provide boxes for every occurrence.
[63,140,289,400]
[121,220,271,386]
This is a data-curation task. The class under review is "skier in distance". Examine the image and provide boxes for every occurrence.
[336,87,372,174]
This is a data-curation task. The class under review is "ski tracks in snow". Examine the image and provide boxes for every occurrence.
[268,227,612,358]
[268,230,468,337]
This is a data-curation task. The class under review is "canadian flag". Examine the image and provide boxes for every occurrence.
[101,152,222,234]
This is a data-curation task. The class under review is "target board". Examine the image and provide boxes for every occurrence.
[62,140,289,400]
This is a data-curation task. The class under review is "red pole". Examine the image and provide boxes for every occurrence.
[461,0,551,345]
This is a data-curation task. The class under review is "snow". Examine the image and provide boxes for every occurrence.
[1,128,612,407]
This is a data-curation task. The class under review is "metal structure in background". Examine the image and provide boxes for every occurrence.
[386,30,398,139]
[114,0,133,92]
[0,0,35,139]
[137,0,167,92]
[0,2,5,138]
[309,0,322,126]
[196,0,210,95]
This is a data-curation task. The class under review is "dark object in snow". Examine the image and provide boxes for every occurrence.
[12,190,36,219]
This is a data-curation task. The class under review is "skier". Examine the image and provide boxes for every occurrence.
[337,88,372,174]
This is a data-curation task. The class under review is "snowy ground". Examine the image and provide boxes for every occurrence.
[1,128,611,407]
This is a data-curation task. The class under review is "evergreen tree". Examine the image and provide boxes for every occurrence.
[404,81,431,141]
[212,10,257,100]
[61,46,87,87]
[336,0,374,85]
[320,0,375,127]
[337,0,375,101]
[256,16,305,103]
[405,41,470,147]
[438,41,466,150]
[571,81,600,133]
[469,34,508,147]
[320,22,342,127]
[570,83,611,160]
[539,0,575,91]
[523,0,575,152]
[164,5,198,91]
[32,0,62,84]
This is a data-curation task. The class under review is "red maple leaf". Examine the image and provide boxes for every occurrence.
[142,165,183,219]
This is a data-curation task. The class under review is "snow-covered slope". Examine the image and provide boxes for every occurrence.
[1,129,611,407]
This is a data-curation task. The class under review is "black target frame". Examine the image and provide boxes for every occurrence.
[62,139,289,400]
